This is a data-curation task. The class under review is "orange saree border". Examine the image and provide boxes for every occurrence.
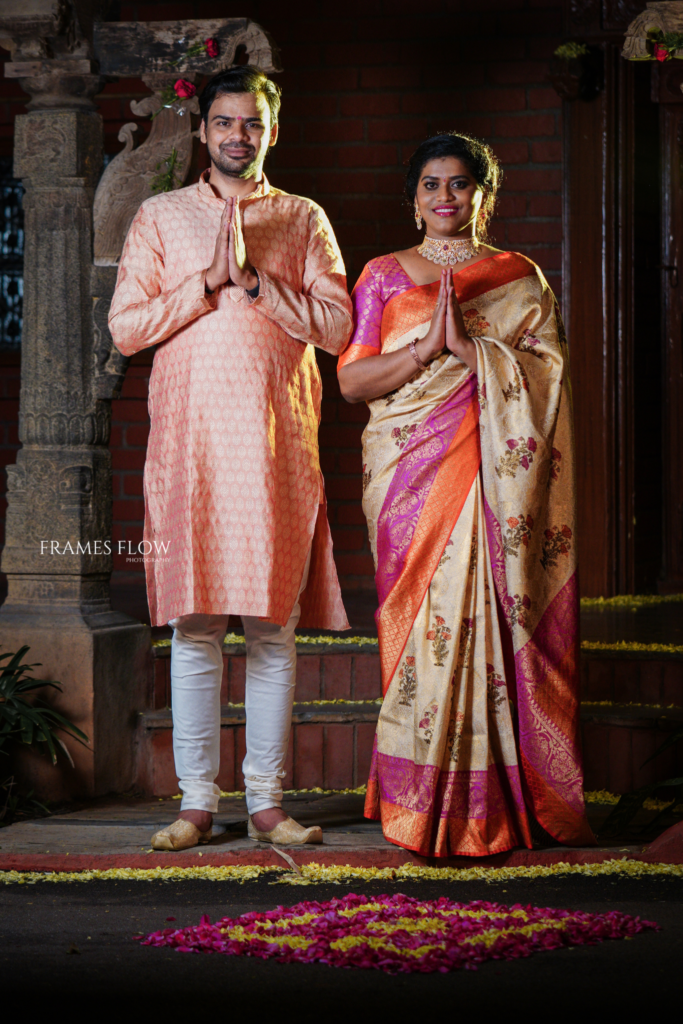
[365,787,526,858]
[520,752,595,846]
[379,251,536,355]
[380,282,439,352]
[377,396,481,693]
[337,342,380,370]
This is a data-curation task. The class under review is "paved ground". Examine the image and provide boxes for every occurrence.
[0,793,667,871]
[1,873,680,1013]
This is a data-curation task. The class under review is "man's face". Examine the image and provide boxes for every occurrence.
[200,91,277,180]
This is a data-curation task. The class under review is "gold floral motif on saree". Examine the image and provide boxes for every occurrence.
[486,664,507,712]
[447,710,466,763]
[437,539,454,570]
[503,513,535,555]
[501,360,530,402]
[463,307,491,336]
[540,524,573,571]
[427,616,452,667]
[397,656,417,707]
[495,436,538,479]
[418,701,440,744]
[548,448,562,485]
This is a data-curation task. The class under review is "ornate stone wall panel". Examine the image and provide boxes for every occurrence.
[14,110,104,448]
[2,446,113,578]
[92,265,128,402]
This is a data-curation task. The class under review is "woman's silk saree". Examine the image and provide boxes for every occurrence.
[339,251,594,858]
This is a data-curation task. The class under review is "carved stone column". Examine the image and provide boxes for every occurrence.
[0,2,150,800]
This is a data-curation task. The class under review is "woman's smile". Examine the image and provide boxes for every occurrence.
[433,205,459,216]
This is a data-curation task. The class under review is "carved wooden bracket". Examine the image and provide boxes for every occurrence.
[93,75,199,267]
[622,1,683,60]
[92,18,282,77]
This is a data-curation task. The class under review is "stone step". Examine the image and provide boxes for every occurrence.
[581,702,683,793]
[138,703,378,798]
[137,698,683,798]
[149,642,683,709]
[140,643,683,798]
[149,642,382,708]
[581,649,683,705]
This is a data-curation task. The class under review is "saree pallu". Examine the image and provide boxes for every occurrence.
[339,251,594,857]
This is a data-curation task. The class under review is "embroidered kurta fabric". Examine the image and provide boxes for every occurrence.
[110,172,352,629]
[339,251,593,857]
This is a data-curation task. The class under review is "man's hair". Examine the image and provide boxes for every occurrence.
[199,65,282,129]
[405,132,502,242]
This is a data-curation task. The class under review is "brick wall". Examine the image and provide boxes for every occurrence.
[0,0,565,596]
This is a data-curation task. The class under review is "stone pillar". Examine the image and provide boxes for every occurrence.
[0,3,150,800]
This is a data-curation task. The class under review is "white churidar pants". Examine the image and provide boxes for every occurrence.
[169,552,310,816]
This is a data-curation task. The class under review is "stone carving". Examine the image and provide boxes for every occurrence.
[93,78,199,266]
[92,266,128,401]
[623,1,683,60]
[0,0,104,110]
[59,464,94,509]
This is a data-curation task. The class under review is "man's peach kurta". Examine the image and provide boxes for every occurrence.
[109,172,352,629]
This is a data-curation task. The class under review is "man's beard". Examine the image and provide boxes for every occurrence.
[208,141,259,179]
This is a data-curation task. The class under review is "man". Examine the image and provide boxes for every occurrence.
[110,66,352,851]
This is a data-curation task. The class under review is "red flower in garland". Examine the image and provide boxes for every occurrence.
[174,79,196,99]
[205,38,219,58]
[654,43,670,62]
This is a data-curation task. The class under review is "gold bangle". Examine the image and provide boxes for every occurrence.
[408,338,427,371]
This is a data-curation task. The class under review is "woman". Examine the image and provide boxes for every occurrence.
[338,133,594,857]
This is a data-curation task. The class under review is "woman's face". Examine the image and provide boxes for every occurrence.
[415,156,483,239]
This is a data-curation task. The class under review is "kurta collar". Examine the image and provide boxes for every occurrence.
[197,168,271,203]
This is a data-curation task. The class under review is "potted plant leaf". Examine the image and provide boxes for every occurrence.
[0,646,89,826]
[548,42,600,101]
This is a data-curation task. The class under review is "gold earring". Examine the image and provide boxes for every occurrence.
[414,199,423,230]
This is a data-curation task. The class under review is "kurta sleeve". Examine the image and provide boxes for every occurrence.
[249,204,353,355]
[109,201,217,357]
[337,262,384,370]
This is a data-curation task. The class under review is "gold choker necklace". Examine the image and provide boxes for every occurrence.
[417,236,479,266]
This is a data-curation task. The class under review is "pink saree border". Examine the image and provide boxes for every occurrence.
[375,374,478,608]
[484,497,591,839]
[368,744,527,821]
